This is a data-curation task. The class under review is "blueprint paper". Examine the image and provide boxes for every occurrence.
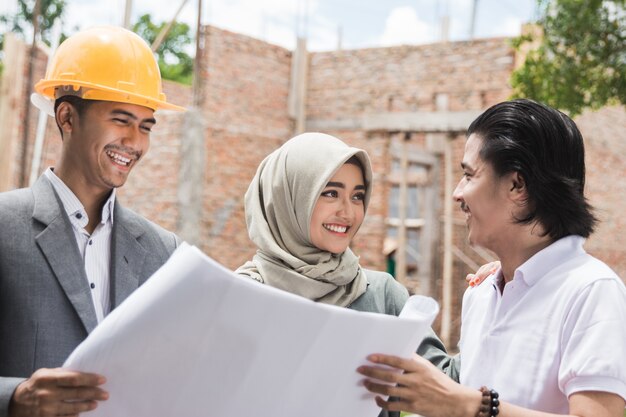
[64,243,439,417]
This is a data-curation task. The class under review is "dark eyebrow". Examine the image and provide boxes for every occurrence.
[325,182,366,190]
[111,109,157,125]
[461,161,474,171]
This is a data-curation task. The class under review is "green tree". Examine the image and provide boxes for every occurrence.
[511,0,626,116]
[0,0,67,46]
[0,0,67,75]
[133,13,194,85]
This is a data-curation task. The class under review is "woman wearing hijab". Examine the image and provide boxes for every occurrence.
[237,132,475,415]
[237,132,406,312]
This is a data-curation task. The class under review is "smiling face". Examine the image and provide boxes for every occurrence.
[309,162,366,254]
[453,134,517,252]
[56,100,155,195]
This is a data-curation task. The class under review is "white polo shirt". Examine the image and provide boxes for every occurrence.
[45,168,114,323]
[459,235,626,413]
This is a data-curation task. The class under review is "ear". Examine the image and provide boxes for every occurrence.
[55,101,75,136]
[508,172,527,202]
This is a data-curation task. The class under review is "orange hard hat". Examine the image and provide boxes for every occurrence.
[34,26,185,113]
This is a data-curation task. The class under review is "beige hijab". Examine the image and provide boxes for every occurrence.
[236,132,373,307]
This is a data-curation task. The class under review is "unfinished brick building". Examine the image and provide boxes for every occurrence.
[1,25,624,347]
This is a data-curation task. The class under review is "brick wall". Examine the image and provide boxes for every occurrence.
[307,39,514,275]
[575,106,626,276]
[307,38,514,119]
[196,27,294,269]
[6,27,626,350]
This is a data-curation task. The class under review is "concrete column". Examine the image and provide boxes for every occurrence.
[396,133,410,285]
[288,37,308,134]
[440,134,454,347]
[177,107,206,245]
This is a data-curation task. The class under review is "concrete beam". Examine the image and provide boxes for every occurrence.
[306,117,363,131]
[306,110,482,133]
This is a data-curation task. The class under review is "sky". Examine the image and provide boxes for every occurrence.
[1,0,537,52]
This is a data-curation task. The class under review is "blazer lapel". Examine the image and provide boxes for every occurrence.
[32,176,99,334]
[110,203,148,308]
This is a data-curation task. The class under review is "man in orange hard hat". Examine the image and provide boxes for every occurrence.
[0,26,185,416]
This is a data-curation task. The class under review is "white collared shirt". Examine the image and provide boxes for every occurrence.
[45,168,115,323]
[459,235,626,413]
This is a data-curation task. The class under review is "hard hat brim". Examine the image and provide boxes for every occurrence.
[35,79,186,113]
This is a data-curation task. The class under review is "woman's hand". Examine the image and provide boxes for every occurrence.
[466,260,500,287]
[357,353,481,417]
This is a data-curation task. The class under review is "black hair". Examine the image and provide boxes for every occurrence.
[467,98,597,239]
[345,155,363,170]
[344,154,368,185]
[53,95,95,136]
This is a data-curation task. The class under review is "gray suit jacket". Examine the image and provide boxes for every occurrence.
[0,175,179,416]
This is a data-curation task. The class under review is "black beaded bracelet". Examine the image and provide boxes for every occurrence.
[476,386,500,417]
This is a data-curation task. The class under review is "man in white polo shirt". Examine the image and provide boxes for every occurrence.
[358,99,626,417]
[0,27,185,417]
